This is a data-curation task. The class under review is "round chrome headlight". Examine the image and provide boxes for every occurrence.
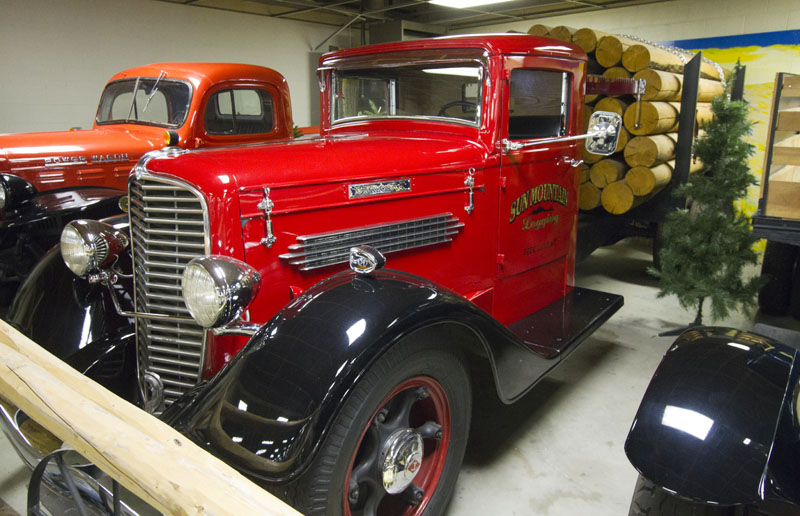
[60,220,129,277]
[61,224,94,276]
[0,173,37,213]
[182,256,260,328]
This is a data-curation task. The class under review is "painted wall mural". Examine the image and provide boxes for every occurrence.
[666,30,800,221]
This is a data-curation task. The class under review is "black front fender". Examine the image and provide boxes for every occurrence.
[625,327,798,505]
[4,219,137,401]
[164,268,561,484]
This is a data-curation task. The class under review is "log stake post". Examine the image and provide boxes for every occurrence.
[633,78,646,129]
[672,52,702,210]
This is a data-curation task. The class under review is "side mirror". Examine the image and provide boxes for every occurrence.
[502,110,623,154]
[585,111,622,156]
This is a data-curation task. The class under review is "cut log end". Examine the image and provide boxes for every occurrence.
[601,181,636,214]
[579,182,602,210]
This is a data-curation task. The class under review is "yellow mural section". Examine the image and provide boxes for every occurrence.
[695,45,800,222]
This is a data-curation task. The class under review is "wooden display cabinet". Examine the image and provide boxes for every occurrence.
[755,72,800,238]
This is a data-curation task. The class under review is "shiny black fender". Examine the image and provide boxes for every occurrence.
[164,269,584,485]
[4,214,138,401]
[0,187,123,287]
[625,327,800,508]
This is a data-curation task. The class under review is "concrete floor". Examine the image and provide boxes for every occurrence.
[0,238,766,515]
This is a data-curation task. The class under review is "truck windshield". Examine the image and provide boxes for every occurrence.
[331,60,483,127]
[96,78,192,128]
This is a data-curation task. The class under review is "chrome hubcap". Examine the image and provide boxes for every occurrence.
[381,428,424,494]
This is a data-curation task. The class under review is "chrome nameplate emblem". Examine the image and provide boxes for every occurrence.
[44,155,88,167]
[349,179,411,199]
[92,152,130,163]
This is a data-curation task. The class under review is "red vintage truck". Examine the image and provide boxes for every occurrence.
[0,62,292,296]
[5,35,629,515]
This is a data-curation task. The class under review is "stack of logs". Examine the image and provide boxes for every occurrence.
[528,24,728,214]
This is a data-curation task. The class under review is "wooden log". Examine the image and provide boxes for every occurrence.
[579,182,602,210]
[616,126,630,152]
[624,101,713,135]
[625,163,673,196]
[595,34,640,68]
[581,146,603,164]
[572,28,609,54]
[622,44,685,74]
[527,24,551,37]
[622,43,726,80]
[580,163,591,183]
[624,133,678,167]
[590,158,628,188]
[0,320,302,516]
[595,96,630,116]
[696,102,714,128]
[634,69,725,102]
[625,158,704,196]
[601,180,643,214]
[624,101,679,135]
[602,66,631,79]
[549,25,577,43]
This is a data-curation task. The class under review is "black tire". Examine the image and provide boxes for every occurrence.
[758,240,798,316]
[629,475,735,516]
[287,331,471,516]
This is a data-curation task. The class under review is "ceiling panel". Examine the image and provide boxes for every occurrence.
[159,0,673,34]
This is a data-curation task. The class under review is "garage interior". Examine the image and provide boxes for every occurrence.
[1,0,800,515]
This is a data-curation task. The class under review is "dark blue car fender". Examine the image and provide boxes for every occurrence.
[163,268,563,485]
[625,327,800,507]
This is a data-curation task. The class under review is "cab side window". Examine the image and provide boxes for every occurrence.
[205,88,275,135]
[508,69,569,140]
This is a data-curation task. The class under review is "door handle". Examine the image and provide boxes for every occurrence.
[559,156,584,167]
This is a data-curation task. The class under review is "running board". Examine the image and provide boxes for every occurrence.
[508,287,623,360]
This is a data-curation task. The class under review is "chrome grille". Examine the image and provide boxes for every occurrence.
[280,213,463,271]
[129,173,209,405]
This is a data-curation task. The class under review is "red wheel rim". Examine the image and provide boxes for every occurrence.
[344,376,451,516]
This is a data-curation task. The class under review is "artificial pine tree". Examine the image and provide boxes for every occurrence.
[652,65,762,326]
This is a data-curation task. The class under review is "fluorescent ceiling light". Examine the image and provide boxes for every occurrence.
[430,0,511,8]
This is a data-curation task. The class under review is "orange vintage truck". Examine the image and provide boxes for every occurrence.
[0,62,293,299]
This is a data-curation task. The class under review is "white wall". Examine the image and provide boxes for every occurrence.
[0,0,361,132]
[461,0,800,43]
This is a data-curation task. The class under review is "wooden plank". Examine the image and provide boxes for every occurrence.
[766,171,800,220]
[773,146,800,167]
[775,134,800,148]
[770,165,800,182]
[782,75,800,97]
[777,107,800,131]
[0,320,302,516]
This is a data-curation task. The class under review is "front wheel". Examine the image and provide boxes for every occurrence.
[289,333,471,516]
[629,475,736,516]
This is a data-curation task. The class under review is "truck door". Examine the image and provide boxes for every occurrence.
[495,57,585,324]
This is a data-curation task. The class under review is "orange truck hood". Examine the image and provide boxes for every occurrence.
[0,124,166,191]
